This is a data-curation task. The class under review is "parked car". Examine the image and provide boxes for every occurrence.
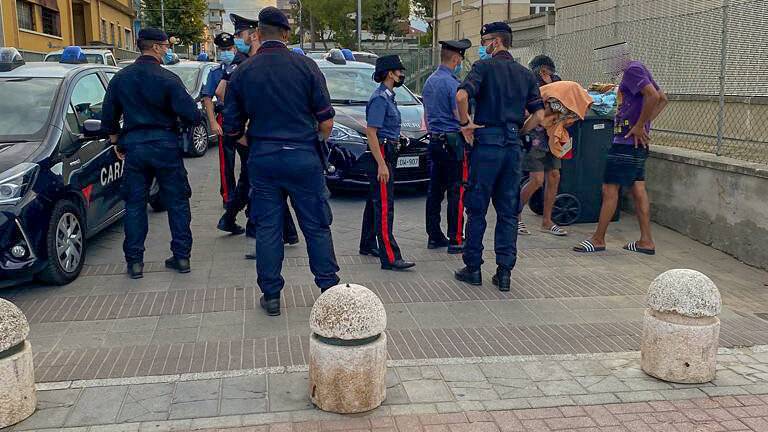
[45,48,118,66]
[0,47,162,287]
[315,57,429,189]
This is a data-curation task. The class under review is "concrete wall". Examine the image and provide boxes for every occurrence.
[628,146,768,270]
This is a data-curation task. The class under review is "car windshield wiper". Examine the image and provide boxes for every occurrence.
[331,99,368,105]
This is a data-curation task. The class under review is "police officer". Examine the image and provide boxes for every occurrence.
[223,7,340,316]
[101,28,201,279]
[453,22,544,291]
[359,55,416,271]
[422,39,471,255]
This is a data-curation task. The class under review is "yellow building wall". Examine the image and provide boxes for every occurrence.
[82,0,134,45]
[2,0,76,54]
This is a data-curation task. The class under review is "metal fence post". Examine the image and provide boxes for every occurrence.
[716,0,729,156]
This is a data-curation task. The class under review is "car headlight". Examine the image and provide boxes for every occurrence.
[329,123,364,143]
[0,163,38,206]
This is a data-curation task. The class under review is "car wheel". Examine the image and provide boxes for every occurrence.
[37,200,86,285]
[188,120,210,157]
[552,193,581,226]
[148,179,165,212]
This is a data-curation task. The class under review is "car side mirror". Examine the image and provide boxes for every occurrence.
[83,119,103,137]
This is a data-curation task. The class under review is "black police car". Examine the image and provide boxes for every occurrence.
[315,55,430,189]
[0,47,160,286]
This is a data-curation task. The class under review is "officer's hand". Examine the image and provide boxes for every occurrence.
[237,136,248,147]
[377,163,390,183]
[211,122,223,136]
[113,145,126,161]
[625,125,650,149]
[460,122,483,146]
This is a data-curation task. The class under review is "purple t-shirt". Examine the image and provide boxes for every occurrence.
[613,61,659,145]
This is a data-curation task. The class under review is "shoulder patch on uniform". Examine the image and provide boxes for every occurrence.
[384,89,393,97]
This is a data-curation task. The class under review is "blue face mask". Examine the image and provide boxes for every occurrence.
[453,62,463,76]
[163,49,174,64]
[478,45,491,60]
[234,38,250,54]
[219,50,235,65]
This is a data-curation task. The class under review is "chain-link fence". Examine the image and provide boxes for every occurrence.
[510,0,768,164]
[370,47,437,94]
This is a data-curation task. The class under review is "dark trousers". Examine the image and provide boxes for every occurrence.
[425,136,466,245]
[246,191,299,241]
[218,131,250,213]
[122,142,192,264]
[360,146,402,265]
[249,148,339,298]
[463,126,523,271]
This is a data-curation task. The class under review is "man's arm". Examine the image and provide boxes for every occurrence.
[100,76,122,140]
[222,77,247,138]
[203,97,222,136]
[168,77,201,126]
[308,61,336,135]
[521,109,545,135]
[215,80,228,101]
[457,63,484,144]
[318,119,334,141]
[649,89,668,122]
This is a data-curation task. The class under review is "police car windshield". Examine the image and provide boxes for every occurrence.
[163,65,200,94]
[322,67,419,105]
[46,54,104,64]
[0,77,61,142]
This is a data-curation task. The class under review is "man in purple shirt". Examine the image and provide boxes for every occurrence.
[574,42,668,255]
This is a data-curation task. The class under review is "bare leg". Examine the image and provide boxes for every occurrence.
[519,171,544,215]
[589,183,620,247]
[631,181,655,249]
[542,169,560,228]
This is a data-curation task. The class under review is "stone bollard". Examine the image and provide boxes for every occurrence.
[0,299,36,428]
[309,283,387,413]
[641,269,721,384]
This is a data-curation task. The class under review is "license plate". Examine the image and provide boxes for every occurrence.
[396,156,420,169]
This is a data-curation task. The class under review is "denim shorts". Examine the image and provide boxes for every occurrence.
[603,144,649,186]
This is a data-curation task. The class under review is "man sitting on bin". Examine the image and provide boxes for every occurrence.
[574,42,668,255]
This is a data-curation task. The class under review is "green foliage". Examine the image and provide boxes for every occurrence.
[141,0,207,44]
[298,0,410,48]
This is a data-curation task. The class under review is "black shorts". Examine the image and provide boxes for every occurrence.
[603,145,649,186]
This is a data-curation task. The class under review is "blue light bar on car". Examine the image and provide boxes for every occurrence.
[60,46,88,64]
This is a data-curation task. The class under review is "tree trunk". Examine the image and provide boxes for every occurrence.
[310,12,316,49]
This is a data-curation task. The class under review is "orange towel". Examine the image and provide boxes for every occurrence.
[539,81,593,158]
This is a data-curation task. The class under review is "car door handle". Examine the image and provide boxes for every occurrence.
[69,159,81,166]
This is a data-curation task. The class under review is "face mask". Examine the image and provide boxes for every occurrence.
[163,48,174,64]
[453,62,463,76]
[394,73,405,87]
[234,38,250,54]
[478,45,491,60]
[219,51,235,65]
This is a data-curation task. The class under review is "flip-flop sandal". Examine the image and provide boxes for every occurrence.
[573,240,606,253]
[541,225,568,237]
[518,221,531,235]
[624,241,656,255]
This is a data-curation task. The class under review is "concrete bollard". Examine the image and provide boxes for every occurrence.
[641,269,721,383]
[0,299,36,428]
[309,283,387,413]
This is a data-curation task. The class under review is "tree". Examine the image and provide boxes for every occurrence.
[366,0,408,48]
[141,0,207,45]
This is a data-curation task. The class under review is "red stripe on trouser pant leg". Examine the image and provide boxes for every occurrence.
[379,146,396,264]
[217,113,229,203]
[456,150,468,245]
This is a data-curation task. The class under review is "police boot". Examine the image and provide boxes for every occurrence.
[127,263,144,279]
[455,266,482,286]
[427,237,450,249]
[284,235,300,246]
[260,296,281,316]
[165,256,191,274]
[447,244,464,255]
[492,267,512,292]
[217,212,245,235]
[359,247,380,258]
[381,259,415,271]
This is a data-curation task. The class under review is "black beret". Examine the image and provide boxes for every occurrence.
[529,54,556,71]
[230,13,258,33]
[373,55,405,82]
[481,21,512,36]
[439,39,471,57]
[137,27,168,42]
[214,32,234,48]
[258,6,290,30]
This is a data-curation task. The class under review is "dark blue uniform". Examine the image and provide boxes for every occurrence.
[422,64,465,249]
[101,55,201,265]
[359,83,404,266]
[223,40,339,297]
[459,50,543,272]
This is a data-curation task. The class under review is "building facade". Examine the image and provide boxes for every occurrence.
[1,0,135,57]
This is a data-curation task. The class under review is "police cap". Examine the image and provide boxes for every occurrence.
[214,32,235,48]
[258,6,290,30]
[480,21,512,36]
[230,13,258,33]
[439,39,471,57]
[373,55,405,82]
[137,27,168,42]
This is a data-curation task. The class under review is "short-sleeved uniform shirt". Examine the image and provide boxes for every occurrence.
[613,61,659,145]
[366,83,401,140]
[422,65,460,134]
[201,63,225,103]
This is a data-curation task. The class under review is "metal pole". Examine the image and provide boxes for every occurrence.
[357,0,362,50]
[160,0,165,31]
[716,0,729,156]
[298,1,303,50]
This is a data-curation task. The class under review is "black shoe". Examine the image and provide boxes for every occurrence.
[244,253,257,260]
[447,244,464,255]
[455,266,482,286]
[217,215,245,235]
[284,236,300,246]
[165,256,191,274]
[427,237,450,249]
[492,268,511,292]
[359,248,380,258]
[127,263,144,279]
[381,259,415,271]
[260,296,281,316]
